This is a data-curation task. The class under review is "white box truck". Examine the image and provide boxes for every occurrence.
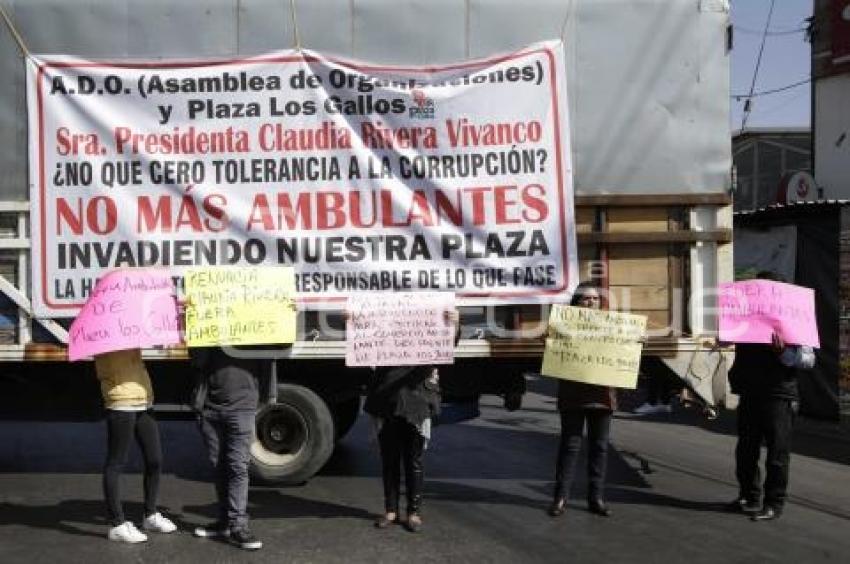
[0,0,734,482]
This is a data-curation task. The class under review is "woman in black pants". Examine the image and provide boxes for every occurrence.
[363,309,459,533]
[96,348,176,542]
[549,283,615,518]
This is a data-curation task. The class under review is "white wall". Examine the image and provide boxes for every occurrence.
[815,74,850,198]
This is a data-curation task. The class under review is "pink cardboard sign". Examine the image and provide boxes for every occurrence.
[719,280,819,348]
[68,269,181,361]
[346,292,456,367]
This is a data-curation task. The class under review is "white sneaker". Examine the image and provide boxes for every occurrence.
[108,521,148,543]
[633,402,671,415]
[143,512,177,534]
[194,522,230,538]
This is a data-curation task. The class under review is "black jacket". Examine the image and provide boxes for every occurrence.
[364,366,441,426]
[729,343,798,401]
[189,347,265,412]
[557,380,617,411]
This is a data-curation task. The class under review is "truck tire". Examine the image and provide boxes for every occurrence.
[331,397,361,441]
[250,383,335,484]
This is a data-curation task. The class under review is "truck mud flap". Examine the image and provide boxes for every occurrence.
[645,350,731,411]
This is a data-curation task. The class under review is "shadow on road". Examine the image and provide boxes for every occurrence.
[602,487,732,513]
[534,371,850,466]
[182,489,375,524]
[422,447,728,517]
[617,408,850,466]
[425,480,547,511]
[0,500,131,539]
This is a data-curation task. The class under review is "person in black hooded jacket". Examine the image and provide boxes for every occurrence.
[363,308,459,533]
[727,271,816,522]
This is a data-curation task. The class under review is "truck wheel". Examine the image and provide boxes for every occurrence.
[332,397,361,441]
[250,383,335,484]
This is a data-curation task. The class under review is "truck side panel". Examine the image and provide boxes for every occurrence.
[0,0,729,201]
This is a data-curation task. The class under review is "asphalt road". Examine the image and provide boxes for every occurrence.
[1,378,849,564]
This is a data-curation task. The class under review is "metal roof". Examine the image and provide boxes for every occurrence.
[734,199,850,217]
[731,127,811,139]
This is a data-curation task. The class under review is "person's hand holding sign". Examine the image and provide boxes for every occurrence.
[444,307,461,346]
[443,308,459,325]
[771,331,785,353]
[173,295,192,345]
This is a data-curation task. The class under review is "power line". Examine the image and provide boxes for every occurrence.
[731,78,811,99]
[740,0,776,132]
[747,88,807,119]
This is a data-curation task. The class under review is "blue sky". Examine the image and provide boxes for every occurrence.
[731,0,812,131]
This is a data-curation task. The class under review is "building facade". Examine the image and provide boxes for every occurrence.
[732,128,812,212]
[812,0,850,408]
[812,0,850,199]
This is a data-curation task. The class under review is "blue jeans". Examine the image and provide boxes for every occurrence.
[198,410,255,530]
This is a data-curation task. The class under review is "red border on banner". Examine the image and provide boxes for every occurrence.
[35,47,572,310]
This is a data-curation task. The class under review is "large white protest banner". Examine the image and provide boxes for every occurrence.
[27,41,577,316]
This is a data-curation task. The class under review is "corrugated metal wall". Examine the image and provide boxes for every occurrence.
[0,0,731,200]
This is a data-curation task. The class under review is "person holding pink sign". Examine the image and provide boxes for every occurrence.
[95,348,176,543]
[727,271,816,522]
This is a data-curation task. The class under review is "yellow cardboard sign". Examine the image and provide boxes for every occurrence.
[540,305,647,389]
[184,266,297,346]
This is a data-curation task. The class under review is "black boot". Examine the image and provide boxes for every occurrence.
[548,498,566,517]
[725,497,760,514]
[751,506,781,521]
[588,498,612,517]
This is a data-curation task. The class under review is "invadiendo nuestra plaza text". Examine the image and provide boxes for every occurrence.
[55,118,544,156]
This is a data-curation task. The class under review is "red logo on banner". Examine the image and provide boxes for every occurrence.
[413,89,428,108]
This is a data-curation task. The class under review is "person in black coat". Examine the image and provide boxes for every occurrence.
[549,282,615,518]
[727,273,815,521]
[363,308,459,533]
